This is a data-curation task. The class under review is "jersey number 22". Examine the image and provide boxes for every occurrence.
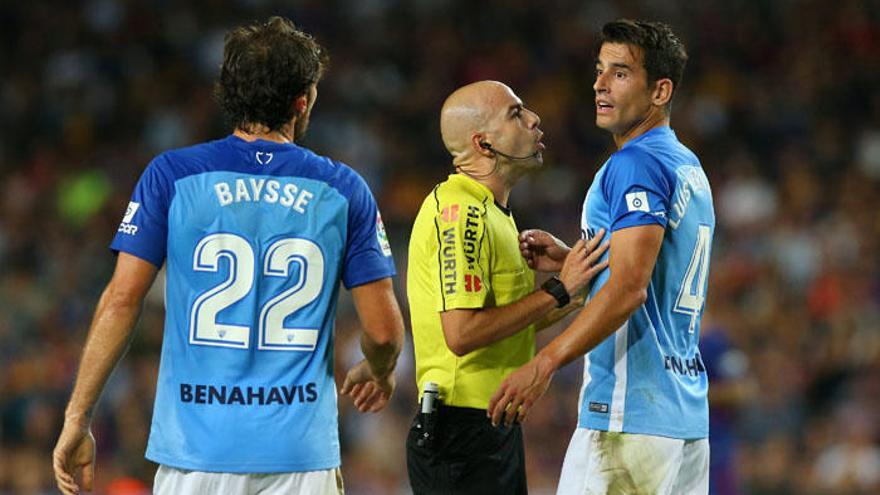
[189,233,324,351]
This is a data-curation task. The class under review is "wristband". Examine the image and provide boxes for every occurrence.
[541,276,570,308]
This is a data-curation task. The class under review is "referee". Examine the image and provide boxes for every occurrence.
[405,81,609,494]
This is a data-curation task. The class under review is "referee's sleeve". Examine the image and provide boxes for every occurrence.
[431,194,490,312]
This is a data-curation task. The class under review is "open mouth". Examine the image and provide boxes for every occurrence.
[596,101,614,114]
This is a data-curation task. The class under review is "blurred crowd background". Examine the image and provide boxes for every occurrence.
[1,0,879,494]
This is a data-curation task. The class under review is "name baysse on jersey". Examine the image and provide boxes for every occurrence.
[214,177,315,213]
[117,177,316,236]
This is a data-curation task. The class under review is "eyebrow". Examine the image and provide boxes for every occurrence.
[508,103,523,115]
[595,59,633,71]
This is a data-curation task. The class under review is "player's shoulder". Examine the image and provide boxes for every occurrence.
[609,142,661,169]
[297,147,373,199]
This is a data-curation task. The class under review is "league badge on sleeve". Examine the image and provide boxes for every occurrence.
[376,211,392,257]
[625,191,650,212]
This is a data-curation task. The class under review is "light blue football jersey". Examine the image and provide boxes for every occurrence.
[110,135,395,472]
[579,126,714,440]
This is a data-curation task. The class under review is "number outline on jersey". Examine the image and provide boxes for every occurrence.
[190,233,255,349]
[673,223,712,333]
[258,238,325,351]
[189,233,326,352]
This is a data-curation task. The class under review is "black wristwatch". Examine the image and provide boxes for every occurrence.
[541,276,570,308]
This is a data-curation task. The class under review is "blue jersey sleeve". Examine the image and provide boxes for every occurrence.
[341,171,396,288]
[110,155,173,267]
[601,147,673,232]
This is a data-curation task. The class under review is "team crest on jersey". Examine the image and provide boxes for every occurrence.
[118,201,140,235]
[376,211,392,257]
[255,151,273,165]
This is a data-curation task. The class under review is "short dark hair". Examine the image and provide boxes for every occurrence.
[599,19,688,96]
[215,17,327,132]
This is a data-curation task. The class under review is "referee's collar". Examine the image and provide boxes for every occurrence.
[447,173,494,202]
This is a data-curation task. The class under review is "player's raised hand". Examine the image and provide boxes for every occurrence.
[340,359,396,413]
[53,420,96,495]
[558,230,609,296]
[519,229,570,272]
[488,354,556,427]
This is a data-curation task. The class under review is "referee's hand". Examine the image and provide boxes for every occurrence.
[340,359,395,413]
[488,354,556,427]
[519,229,569,272]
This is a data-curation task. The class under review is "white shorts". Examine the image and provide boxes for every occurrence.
[153,465,344,495]
[556,428,709,495]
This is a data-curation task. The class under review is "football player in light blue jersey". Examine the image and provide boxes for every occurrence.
[489,20,714,494]
[53,17,404,495]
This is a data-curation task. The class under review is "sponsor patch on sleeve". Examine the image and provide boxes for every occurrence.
[118,201,140,235]
[376,211,392,257]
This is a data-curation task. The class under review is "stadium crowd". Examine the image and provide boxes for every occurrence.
[1,0,879,493]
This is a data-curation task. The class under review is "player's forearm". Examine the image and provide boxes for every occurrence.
[534,293,586,331]
[360,330,402,379]
[444,290,558,356]
[64,287,144,424]
[351,278,405,378]
[538,282,645,371]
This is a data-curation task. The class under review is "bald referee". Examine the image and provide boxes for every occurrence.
[405,81,609,494]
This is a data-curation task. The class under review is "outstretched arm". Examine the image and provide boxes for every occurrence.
[440,236,608,356]
[489,225,663,425]
[54,253,158,495]
[340,277,405,412]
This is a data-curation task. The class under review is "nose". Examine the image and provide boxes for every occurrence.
[527,109,541,129]
[593,72,607,94]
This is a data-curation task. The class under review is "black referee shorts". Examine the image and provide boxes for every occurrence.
[406,405,527,495]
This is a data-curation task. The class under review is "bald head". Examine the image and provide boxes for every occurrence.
[440,81,514,166]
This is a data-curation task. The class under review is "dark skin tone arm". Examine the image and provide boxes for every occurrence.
[488,224,664,425]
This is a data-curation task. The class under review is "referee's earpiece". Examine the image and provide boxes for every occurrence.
[479,141,492,150]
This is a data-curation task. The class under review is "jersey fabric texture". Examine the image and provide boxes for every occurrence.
[110,135,395,473]
[407,173,535,409]
[578,126,715,440]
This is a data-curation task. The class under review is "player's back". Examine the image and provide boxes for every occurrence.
[580,126,715,440]
[112,135,394,472]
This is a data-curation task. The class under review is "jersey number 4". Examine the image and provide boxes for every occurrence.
[674,224,711,333]
[189,233,324,351]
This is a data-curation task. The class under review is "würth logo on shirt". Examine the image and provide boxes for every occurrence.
[625,191,650,212]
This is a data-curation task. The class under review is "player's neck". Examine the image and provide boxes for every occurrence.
[613,111,670,149]
[234,124,293,144]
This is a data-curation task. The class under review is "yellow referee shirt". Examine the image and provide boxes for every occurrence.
[407,173,536,409]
